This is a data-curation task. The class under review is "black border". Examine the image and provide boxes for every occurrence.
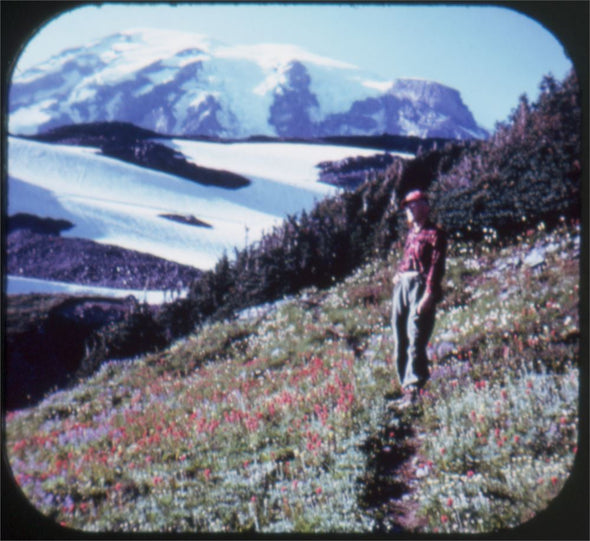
[1,2,588,540]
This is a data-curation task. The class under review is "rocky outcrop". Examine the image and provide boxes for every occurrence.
[269,61,320,137]
[7,214,202,290]
[320,79,486,139]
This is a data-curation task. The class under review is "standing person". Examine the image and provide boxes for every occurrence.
[391,189,446,405]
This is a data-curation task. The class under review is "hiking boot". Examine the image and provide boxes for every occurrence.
[405,384,419,398]
[399,385,421,407]
[384,388,404,401]
[386,388,415,411]
[393,396,413,410]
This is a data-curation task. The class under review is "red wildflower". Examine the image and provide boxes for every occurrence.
[441,515,449,524]
[447,498,453,507]
[12,439,28,453]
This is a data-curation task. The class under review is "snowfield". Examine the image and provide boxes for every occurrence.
[8,136,407,299]
[6,276,185,305]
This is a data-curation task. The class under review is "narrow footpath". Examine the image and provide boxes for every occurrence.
[361,399,428,533]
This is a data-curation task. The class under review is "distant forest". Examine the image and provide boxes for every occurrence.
[85,70,581,370]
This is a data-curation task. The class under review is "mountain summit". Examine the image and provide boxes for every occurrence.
[10,28,488,139]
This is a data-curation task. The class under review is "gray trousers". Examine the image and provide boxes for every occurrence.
[392,272,436,389]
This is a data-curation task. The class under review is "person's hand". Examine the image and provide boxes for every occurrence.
[417,292,434,314]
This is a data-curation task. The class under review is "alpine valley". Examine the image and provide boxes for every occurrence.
[10,28,488,140]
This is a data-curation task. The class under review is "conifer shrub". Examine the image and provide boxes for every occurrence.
[425,70,581,241]
[79,306,168,377]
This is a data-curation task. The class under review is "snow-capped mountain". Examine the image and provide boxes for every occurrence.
[10,28,488,140]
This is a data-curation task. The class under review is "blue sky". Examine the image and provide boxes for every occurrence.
[13,3,573,131]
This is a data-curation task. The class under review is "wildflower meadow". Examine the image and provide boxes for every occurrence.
[6,220,580,534]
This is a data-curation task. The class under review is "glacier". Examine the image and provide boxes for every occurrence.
[8,136,407,299]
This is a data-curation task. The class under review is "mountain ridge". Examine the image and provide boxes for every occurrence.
[10,28,489,140]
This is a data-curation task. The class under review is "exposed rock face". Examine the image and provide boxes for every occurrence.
[390,78,482,137]
[320,79,484,139]
[10,30,488,140]
[269,61,320,137]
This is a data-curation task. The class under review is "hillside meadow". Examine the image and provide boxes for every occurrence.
[6,219,580,534]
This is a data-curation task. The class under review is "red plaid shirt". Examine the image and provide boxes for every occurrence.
[398,221,447,301]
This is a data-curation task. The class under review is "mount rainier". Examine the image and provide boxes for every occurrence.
[10,28,488,140]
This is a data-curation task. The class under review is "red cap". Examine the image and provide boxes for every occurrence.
[401,189,429,208]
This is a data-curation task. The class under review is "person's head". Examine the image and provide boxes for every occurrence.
[401,190,430,227]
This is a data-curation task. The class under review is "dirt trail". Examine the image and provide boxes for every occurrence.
[361,400,428,533]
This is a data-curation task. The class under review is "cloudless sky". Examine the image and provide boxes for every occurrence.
[12,3,573,131]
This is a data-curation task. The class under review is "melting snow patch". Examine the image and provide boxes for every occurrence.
[6,276,186,305]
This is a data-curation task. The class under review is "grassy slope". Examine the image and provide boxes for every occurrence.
[6,221,580,534]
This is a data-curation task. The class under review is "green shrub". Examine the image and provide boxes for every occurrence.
[427,71,581,241]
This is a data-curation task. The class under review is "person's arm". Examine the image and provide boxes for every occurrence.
[393,235,413,286]
[417,230,446,314]
[417,291,435,314]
